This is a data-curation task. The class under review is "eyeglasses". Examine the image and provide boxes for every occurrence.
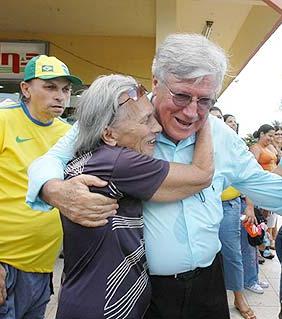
[108,84,148,126]
[163,82,216,111]
[119,84,148,106]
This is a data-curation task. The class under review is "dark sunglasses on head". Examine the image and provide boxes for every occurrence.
[119,84,148,106]
[163,82,216,111]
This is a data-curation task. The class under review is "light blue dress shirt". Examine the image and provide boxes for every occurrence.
[26,116,282,275]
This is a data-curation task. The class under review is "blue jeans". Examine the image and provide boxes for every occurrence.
[241,226,259,287]
[240,199,259,287]
[0,263,51,319]
[275,226,282,302]
[219,197,244,291]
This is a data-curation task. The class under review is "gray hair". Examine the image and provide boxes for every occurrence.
[152,33,228,94]
[74,74,138,155]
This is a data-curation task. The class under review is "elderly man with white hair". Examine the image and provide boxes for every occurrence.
[26,34,282,319]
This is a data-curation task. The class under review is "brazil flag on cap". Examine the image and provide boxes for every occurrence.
[24,55,82,85]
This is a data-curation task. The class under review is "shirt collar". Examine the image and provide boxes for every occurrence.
[21,101,53,127]
[157,132,196,150]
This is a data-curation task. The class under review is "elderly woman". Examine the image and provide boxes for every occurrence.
[56,74,213,319]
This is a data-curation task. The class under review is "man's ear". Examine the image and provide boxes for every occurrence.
[20,81,31,99]
[101,127,118,146]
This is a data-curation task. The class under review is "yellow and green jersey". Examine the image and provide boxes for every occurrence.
[0,101,70,272]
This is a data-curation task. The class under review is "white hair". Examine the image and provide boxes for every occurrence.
[74,74,137,155]
[152,33,228,94]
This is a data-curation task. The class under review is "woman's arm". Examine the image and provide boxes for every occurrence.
[273,158,282,176]
[242,197,257,224]
[151,119,214,202]
[249,144,261,161]
[268,144,278,156]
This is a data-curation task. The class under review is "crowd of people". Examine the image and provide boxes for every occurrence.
[0,33,282,319]
[209,107,282,318]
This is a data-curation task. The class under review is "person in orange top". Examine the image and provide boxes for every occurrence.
[272,126,282,163]
[250,124,278,254]
[250,124,278,171]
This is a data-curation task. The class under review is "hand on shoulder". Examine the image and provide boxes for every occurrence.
[41,175,119,227]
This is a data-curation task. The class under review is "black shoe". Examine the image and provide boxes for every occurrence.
[259,249,274,259]
[258,255,265,264]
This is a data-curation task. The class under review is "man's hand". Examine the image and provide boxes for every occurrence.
[0,264,6,305]
[41,175,119,227]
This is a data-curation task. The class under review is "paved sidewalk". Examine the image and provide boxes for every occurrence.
[45,253,281,319]
[45,258,63,319]
[228,255,281,319]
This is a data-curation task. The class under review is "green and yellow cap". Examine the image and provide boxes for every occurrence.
[24,55,82,85]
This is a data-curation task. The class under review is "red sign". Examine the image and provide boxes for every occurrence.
[0,41,48,80]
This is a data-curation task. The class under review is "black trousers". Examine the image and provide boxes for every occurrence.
[144,253,230,319]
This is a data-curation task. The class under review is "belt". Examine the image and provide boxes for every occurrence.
[150,253,220,281]
[151,267,203,281]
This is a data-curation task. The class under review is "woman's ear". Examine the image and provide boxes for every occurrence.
[101,127,118,146]
[152,77,158,95]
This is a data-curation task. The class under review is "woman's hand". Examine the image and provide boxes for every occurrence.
[243,202,257,225]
